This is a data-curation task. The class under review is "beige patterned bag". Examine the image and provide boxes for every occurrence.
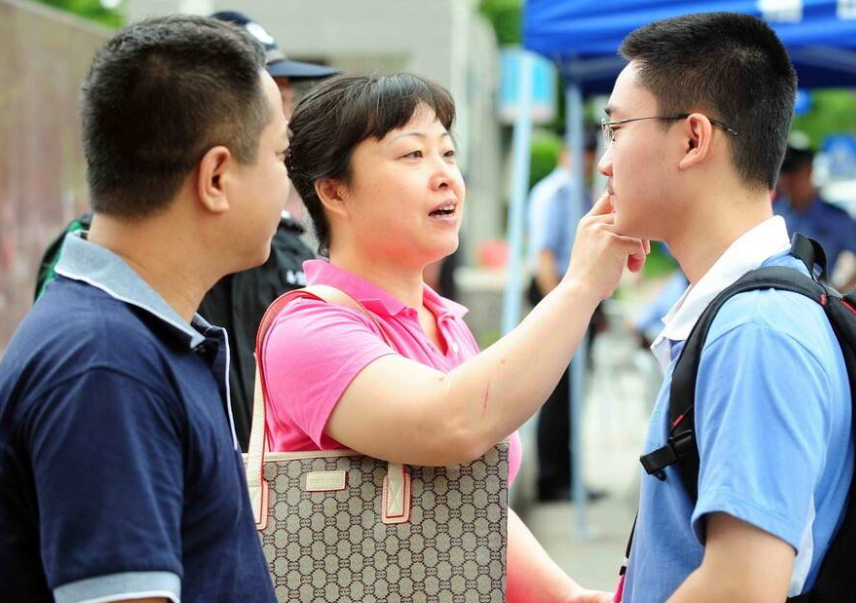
[245,285,509,603]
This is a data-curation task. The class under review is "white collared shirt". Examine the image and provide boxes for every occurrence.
[651,216,791,370]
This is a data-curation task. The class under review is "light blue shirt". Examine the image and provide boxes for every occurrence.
[527,168,587,276]
[624,252,853,602]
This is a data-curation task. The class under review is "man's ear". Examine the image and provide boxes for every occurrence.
[678,113,715,171]
[196,145,232,214]
[315,178,349,219]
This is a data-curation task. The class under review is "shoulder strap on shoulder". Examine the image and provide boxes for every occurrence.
[640,267,826,501]
[251,285,395,448]
[255,285,393,356]
[246,284,396,526]
[641,235,833,495]
[791,232,829,282]
[631,238,856,599]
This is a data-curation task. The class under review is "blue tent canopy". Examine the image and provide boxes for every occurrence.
[524,0,856,92]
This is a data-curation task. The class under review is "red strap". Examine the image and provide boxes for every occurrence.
[255,289,322,366]
[613,574,625,602]
[255,287,394,363]
[254,290,318,451]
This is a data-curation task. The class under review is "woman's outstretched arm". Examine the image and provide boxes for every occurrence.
[326,193,646,466]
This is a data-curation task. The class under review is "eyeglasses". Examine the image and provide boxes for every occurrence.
[601,114,738,146]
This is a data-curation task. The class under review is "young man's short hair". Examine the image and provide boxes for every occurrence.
[81,15,269,218]
[620,12,797,190]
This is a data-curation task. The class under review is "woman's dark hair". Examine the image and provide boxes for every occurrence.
[286,73,456,257]
[81,14,269,218]
[621,12,797,190]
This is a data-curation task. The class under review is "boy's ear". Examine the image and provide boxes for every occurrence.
[678,113,715,171]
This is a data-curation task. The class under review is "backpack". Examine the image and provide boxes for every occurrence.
[623,234,856,603]
[34,212,92,301]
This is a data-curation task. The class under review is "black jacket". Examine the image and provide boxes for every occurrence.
[198,213,314,451]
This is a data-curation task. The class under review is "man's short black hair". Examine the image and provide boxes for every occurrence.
[780,146,815,173]
[81,15,269,218]
[620,12,797,190]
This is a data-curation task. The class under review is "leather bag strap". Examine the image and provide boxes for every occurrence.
[247,284,405,527]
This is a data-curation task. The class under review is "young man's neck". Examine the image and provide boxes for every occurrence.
[666,188,774,285]
[328,246,427,311]
[88,212,215,323]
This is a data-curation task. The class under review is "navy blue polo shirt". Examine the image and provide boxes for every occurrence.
[0,234,276,603]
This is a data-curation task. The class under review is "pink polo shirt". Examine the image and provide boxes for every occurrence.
[262,259,522,484]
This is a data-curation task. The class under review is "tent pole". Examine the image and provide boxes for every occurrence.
[566,74,590,541]
[501,51,534,336]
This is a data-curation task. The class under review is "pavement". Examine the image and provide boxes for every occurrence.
[523,494,638,592]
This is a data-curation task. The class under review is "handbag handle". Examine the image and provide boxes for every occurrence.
[247,284,410,527]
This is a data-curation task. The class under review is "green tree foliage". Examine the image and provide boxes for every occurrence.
[529,129,562,189]
[32,0,123,28]
[792,90,856,149]
[479,0,522,46]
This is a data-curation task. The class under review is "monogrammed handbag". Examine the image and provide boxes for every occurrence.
[245,285,509,603]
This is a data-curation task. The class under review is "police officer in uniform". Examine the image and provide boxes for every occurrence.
[775,142,856,292]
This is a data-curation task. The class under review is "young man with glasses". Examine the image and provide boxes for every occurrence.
[601,12,852,603]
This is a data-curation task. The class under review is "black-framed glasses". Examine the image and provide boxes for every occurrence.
[601,113,738,146]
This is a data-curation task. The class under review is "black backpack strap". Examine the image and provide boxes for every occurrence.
[791,232,829,283]
[639,267,828,502]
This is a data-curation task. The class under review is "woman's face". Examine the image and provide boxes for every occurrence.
[340,105,465,268]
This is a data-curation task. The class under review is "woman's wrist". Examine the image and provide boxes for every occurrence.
[554,277,602,312]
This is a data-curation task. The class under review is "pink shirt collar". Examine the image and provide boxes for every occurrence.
[303,260,469,320]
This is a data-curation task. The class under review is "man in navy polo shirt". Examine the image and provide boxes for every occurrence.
[599,13,853,603]
[0,15,286,603]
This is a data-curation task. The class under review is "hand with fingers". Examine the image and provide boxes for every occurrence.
[563,190,649,301]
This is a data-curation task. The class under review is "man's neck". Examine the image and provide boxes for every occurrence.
[328,248,426,310]
[666,189,774,285]
[88,214,214,323]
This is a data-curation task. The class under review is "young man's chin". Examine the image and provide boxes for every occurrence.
[614,214,641,238]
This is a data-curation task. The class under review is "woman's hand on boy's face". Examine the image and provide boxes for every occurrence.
[564,190,648,301]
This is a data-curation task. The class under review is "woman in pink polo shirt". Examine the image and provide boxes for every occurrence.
[264,73,646,603]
